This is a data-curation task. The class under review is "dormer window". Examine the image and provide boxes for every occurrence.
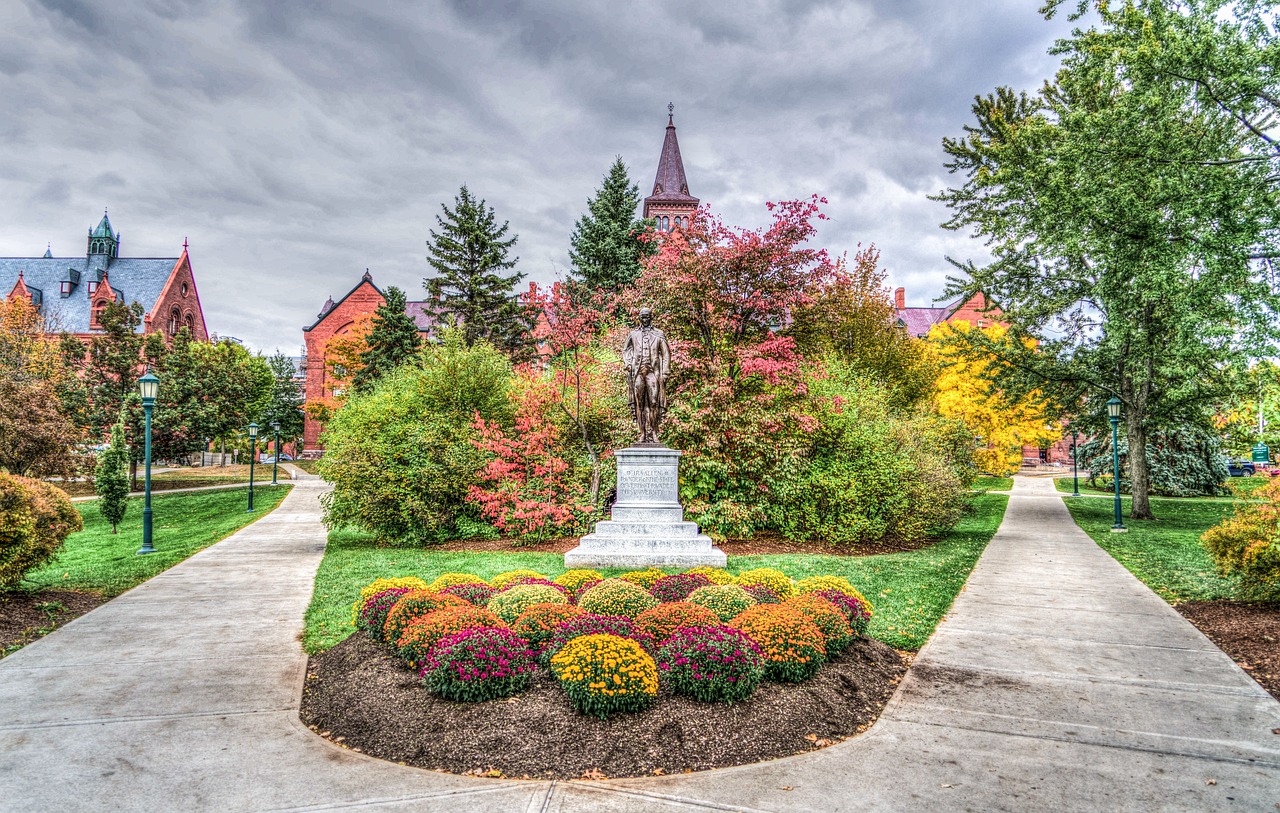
[61,281,73,296]
[87,280,98,293]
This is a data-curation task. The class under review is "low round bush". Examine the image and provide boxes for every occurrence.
[658,624,765,703]
[577,579,659,619]
[812,588,873,637]
[634,601,720,644]
[439,582,497,606]
[649,573,713,603]
[491,569,548,590]
[396,606,505,666]
[355,587,414,641]
[618,568,667,589]
[569,579,602,603]
[382,591,469,643]
[510,603,585,652]
[426,572,488,593]
[795,575,872,608]
[500,577,569,596]
[355,576,429,615]
[734,567,795,599]
[684,566,735,585]
[785,594,854,654]
[740,583,781,605]
[538,614,656,667]
[488,583,568,623]
[554,569,604,592]
[730,604,826,683]
[687,584,757,622]
[419,627,535,702]
[550,634,658,718]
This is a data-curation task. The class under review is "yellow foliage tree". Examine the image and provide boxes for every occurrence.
[304,314,374,429]
[927,321,1059,476]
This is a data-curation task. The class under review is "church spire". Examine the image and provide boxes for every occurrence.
[643,103,699,229]
[87,210,120,260]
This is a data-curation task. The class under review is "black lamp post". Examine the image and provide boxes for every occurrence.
[1071,427,1081,497]
[1107,397,1125,532]
[270,421,281,485]
[137,370,160,555]
[247,422,259,512]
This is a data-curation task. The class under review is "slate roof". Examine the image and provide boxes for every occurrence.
[645,112,699,208]
[405,301,439,332]
[0,255,178,334]
[895,306,951,338]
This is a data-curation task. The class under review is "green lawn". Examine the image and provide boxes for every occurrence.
[303,493,1009,654]
[1052,476,1261,499]
[973,475,1013,491]
[22,485,292,596]
[1063,495,1238,603]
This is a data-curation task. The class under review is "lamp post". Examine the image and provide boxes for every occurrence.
[1071,427,1081,497]
[1107,397,1125,532]
[270,421,281,485]
[137,370,160,555]
[247,422,259,512]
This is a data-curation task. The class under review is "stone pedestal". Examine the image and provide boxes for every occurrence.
[564,446,726,569]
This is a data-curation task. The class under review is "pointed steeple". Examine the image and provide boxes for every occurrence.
[643,103,700,228]
[43,243,52,259]
[8,270,32,302]
[87,209,120,260]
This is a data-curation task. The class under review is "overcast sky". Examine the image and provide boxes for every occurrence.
[0,0,1080,354]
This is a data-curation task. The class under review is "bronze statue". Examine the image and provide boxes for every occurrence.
[622,308,671,444]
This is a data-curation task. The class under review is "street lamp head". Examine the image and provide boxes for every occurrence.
[138,370,160,406]
[1106,396,1122,421]
[271,421,280,432]
[248,422,259,439]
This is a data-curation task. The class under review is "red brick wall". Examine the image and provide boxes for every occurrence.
[302,280,385,450]
[146,253,209,342]
[946,292,1005,330]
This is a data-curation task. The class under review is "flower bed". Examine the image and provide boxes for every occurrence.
[348,566,877,718]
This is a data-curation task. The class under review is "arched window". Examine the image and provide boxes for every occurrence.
[92,300,107,328]
[184,312,194,331]
[661,216,669,231]
[169,307,181,334]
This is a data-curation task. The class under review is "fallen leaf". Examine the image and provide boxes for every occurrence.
[780,786,794,791]
[804,734,818,742]
[1272,728,1280,735]
[651,768,665,776]
[1205,779,1217,786]
[581,768,607,780]
[941,784,955,789]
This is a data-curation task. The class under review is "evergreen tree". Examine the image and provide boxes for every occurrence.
[569,157,654,291]
[261,352,306,448]
[424,185,529,356]
[354,286,422,393]
[96,417,129,534]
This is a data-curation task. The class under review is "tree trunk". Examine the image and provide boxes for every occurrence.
[130,458,138,492]
[1127,414,1155,520]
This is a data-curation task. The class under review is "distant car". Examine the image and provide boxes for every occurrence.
[1226,460,1256,477]
[261,454,294,463]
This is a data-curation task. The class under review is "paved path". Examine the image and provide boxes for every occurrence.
[2,477,1277,811]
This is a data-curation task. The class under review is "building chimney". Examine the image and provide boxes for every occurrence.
[894,287,905,309]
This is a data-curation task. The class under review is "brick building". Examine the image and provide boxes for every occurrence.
[1,212,209,343]
[892,287,1003,338]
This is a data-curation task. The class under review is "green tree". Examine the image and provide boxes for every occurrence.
[96,418,129,533]
[354,286,422,393]
[261,352,306,450]
[933,2,1280,519]
[84,301,146,439]
[424,185,529,357]
[569,157,654,291]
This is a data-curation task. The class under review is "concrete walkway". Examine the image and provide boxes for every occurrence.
[2,477,1277,811]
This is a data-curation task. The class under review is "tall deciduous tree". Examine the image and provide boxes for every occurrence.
[84,301,147,442]
[354,286,422,393]
[96,417,129,533]
[261,353,306,450]
[933,2,1280,519]
[569,157,654,291]
[0,297,80,476]
[424,185,529,357]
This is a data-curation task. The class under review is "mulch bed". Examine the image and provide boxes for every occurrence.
[1175,600,1280,701]
[300,632,909,779]
[0,590,106,655]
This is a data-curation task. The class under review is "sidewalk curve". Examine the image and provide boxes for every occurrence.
[1,476,1276,812]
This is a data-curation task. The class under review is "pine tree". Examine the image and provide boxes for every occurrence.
[354,286,422,393]
[96,417,129,534]
[569,157,654,291]
[424,185,529,357]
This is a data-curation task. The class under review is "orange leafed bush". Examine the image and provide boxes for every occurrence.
[1202,478,1280,599]
[634,602,720,644]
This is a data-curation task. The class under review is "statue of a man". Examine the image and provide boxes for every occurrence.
[622,308,671,444]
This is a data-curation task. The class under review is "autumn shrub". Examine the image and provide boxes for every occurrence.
[684,566,736,585]
[319,333,513,544]
[0,474,82,590]
[658,625,765,703]
[1201,478,1280,599]
[734,567,795,599]
[740,583,781,605]
[812,588,873,637]
[795,575,872,607]
[550,634,659,718]
[554,569,604,592]
[577,578,659,619]
[491,569,548,590]
[396,606,505,667]
[510,604,586,652]
[357,576,430,609]
[382,591,469,644]
[687,584,757,622]
[488,583,568,624]
[419,627,535,702]
[634,601,720,644]
[439,583,497,606]
[538,614,656,667]
[785,594,854,654]
[730,604,826,683]
[426,572,488,593]
[649,572,713,603]
[501,577,569,596]
[355,587,414,641]
[568,579,602,603]
[618,568,667,589]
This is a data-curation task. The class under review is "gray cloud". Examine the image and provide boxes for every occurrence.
[0,0,1079,351]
